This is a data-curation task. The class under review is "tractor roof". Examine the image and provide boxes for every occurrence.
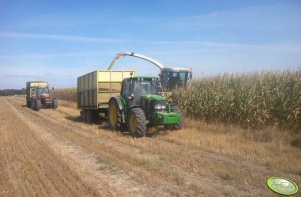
[162,67,192,72]
[125,76,158,80]
[134,76,158,78]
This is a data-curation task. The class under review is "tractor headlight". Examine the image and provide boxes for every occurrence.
[154,104,166,110]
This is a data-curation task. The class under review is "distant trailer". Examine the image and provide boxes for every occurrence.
[77,70,135,123]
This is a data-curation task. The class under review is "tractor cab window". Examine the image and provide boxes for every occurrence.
[133,78,158,97]
[122,80,131,97]
[32,88,37,94]
[37,87,49,94]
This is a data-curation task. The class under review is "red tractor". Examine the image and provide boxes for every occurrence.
[26,81,58,111]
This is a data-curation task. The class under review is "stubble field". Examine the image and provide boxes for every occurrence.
[0,96,300,196]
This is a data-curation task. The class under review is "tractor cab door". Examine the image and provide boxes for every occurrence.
[131,78,148,106]
[121,79,134,109]
[121,78,143,108]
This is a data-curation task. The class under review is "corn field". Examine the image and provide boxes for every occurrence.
[173,69,301,131]
[53,88,77,102]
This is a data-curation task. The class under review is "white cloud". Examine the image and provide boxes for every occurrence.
[0,31,128,43]
[0,51,110,60]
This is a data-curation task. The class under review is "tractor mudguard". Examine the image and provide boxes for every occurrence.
[128,105,141,110]
[109,97,123,111]
[109,97,125,123]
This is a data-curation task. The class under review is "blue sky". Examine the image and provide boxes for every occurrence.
[0,0,300,89]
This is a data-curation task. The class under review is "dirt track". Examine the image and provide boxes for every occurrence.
[0,96,300,196]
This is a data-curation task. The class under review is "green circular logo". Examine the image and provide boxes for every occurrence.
[267,177,299,196]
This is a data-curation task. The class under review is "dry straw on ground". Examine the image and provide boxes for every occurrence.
[1,96,300,196]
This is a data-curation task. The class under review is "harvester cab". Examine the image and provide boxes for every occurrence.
[160,67,192,92]
[108,76,183,137]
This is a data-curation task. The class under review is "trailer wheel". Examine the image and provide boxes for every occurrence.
[171,106,183,130]
[86,110,93,124]
[128,108,146,137]
[81,110,87,123]
[108,100,120,130]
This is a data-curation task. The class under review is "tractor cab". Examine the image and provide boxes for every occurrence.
[35,86,50,95]
[121,76,160,107]
[160,68,192,92]
[31,86,49,98]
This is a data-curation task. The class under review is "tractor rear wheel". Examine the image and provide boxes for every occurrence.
[128,108,146,137]
[35,100,42,111]
[108,100,121,130]
[171,106,183,130]
[31,100,35,110]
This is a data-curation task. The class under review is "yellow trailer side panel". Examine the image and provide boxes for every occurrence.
[77,70,135,109]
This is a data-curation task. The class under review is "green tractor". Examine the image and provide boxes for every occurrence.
[108,76,183,137]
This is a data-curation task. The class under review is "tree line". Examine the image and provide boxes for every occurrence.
[0,89,26,96]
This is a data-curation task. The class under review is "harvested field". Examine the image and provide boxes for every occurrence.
[0,96,300,196]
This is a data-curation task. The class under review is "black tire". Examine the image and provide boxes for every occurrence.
[108,99,121,131]
[128,108,146,137]
[164,124,174,130]
[81,110,87,123]
[35,100,42,111]
[171,106,183,130]
[86,110,93,124]
[30,99,35,110]
[52,99,58,109]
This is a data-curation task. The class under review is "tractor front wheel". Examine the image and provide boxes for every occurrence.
[128,108,146,137]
